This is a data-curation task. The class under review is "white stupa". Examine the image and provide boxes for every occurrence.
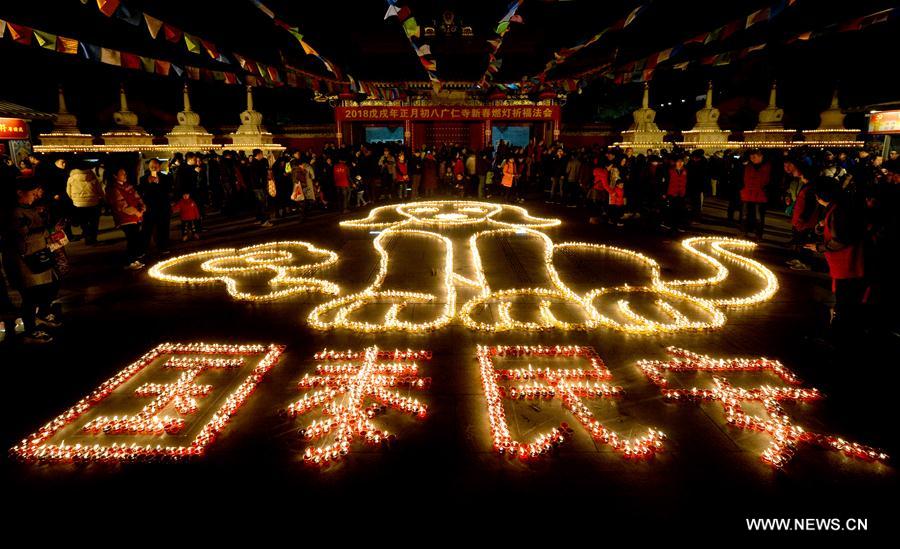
[38,86,95,148]
[678,81,731,152]
[165,83,214,149]
[802,90,862,147]
[101,85,154,147]
[616,83,666,150]
[744,81,796,145]
[229,85,282,152]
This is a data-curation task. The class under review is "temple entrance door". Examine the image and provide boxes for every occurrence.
[415,121,484,151]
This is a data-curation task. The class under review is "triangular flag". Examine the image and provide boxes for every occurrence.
[100,47,122,66]
[787,31,812,43]
[163,24,182,43]
[57,36,79,55]
[673,61,689,70]
[33,30,57,50]
[121,51,141,69]
[154,59,171,75]
[417,44,432,57]
[224,72,238,85]
[7,23,33,44]
[384,5,400,19]
[184,33,202,54]
[171,64,183,77]
[216,53,231,64]
[299,39,319,56]
[144,14,163,39]
[402,17,419,38]
[397,6,411,22]
[79,42,101,61]
[624,6,644,27]
[420,57,436,71]
[96,0,120,17]
[487,38,501,50]
[0,20,6,38]
[139,56,155,72]
[746,8,771,28]
[286,27,303,43]
[200,39,218,59]
[114,4,142,26]
[496,21,510,35]
[267,65,280,82]
[509,14,523,24]
[657,48,673,63]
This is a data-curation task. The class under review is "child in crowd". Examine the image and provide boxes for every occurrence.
[172,192,201,241]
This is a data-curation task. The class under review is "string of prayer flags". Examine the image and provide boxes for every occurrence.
[385,1,439,83]
[477,0,524,87]
[247,0,345,79]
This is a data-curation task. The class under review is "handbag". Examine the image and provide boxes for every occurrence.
[267,178,278,198]
[22,248,55,274]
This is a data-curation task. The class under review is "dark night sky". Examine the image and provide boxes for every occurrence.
[1,0,898,133]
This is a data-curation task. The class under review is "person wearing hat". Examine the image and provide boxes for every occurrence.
[2,177,63,344]
[804,177,865,332]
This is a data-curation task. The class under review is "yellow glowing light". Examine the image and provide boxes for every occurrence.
[478,345,665,460]
[637,347,888,468]
[10,343,285,462]
[311,201,778,334]
[285,345,430,466]
[149,241,339,301]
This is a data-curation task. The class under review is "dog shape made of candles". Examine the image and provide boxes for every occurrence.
[307,200,778,334]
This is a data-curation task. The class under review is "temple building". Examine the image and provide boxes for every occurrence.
[743,82,796,145]
[229,85,283,153]
[165,84,215,150]
[100,85,154,149]
[37,86,94,149]
[677,82,731,152]
[615,83,667,150]
[801,90,863,148]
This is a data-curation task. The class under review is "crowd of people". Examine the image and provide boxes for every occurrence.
[1,139,898,344]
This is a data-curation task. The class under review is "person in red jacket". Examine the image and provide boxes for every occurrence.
[106,168,146,270]
[333,157,351,213]
[740,150,771,240]
[662,156,688,232]
[804,178,865,332]
[172,192,201,241]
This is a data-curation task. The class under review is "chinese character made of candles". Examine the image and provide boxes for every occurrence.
[637,347,889,468]
[10,343,285,463]
[478,345,665,461]
[282,346,431,467]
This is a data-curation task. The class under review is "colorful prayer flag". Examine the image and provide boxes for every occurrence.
[96,0,120,17]
[7,23,33,44]
[33,30,56,50]
[57,36,79,55]
[184,33,202,54]
[100,47,122,66]
[144,14,163,39]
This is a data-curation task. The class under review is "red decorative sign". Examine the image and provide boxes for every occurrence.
[336,105,560,122]
[0,118,30,140]
[869,110,900,134]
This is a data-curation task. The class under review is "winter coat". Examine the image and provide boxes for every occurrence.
[819,202,864,283]
[172,197,201,221]
[5,204,55,288]
[666,168,688,198]
[66,169,105,207]
[791,183,818,232]
[741,162,771,203]
[107,182,144,226]
[501,160,517,188]
[333,162,351,188]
